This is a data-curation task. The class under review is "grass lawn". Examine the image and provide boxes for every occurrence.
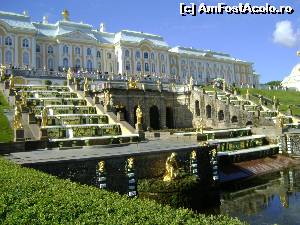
[0,91,13,142]
[239,88,300,116]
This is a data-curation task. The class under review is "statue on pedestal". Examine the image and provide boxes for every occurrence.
[163,152,179,182]
[41,107,48,127]
[21,91,27,106]
[0,65,6,80]
[9,75,14,89]
[196,118,205,134]
[13,105,23,129]
[83,77,89,92]
[67,68,73,81]
[98,161,105,173]
[104,90,112,106]
[136,105,142,125]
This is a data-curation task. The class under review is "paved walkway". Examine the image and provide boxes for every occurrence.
[7,138,199,165]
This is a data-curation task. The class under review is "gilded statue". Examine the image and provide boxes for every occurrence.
[98,161,105,173]
[83,77,89,92]
[276,115,284,128]
[67,68,72,80]
[104,90,111,106]
[163,152,179,182]
[0,65,6,79]
[136,105,142,125]
[128,77,138,89]
[191,150,197,160]
[21,91,27,106]
[9,75,14,89]
[211,148,217,158]
[127,157,134,170]
[196,118,205,134]
[41,107,48,127]
[13,105,23,129]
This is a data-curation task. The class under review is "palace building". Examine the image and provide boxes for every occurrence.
[0,9,259,86]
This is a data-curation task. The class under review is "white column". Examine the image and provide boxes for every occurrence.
[93,48,97,71]
[43,44,46,68]
[69,45,73,68]
[14,35,18,67]
[31,38,36,69]
[58,44,62,67]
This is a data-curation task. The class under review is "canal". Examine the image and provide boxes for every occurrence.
[215,166,300,225]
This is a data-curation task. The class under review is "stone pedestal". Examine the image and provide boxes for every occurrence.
[84,90,89,97]
[14,128,25,142]
[40,128,48,141]
[67,79,73,86]
[104,105,111,112]
[117,111,125,121]
[135,123,145,140]
[75,83,81,91]
[28,112,37,124]
[4,80,9,89]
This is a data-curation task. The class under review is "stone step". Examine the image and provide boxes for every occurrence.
[218,144,279,156]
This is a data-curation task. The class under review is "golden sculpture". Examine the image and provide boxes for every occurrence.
[128,78,138,89]
[127,157,134,170]
[21,91,27,106]
[61,9,70,21]
[67,68,72,80]
[211,148,217,158]
[191,150,197,160]
[98,161,105,173]
[83,77,89,92]
[196,118,205,134]
[0,65,6,80]
[104,90,111,106]
[13,105,23,129]
[136,105,143,125]
[9,75,14,89]
[279,193,289,208]
[163,152,179,182]
[276,115,284,128]
[41,107,48,127]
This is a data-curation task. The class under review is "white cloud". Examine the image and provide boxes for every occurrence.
[273,20,299,48]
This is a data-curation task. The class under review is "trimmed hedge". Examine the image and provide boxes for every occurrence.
[0,91,13,142]
[0,158,245,224]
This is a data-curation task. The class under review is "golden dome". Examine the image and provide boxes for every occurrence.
[61,9,69,21]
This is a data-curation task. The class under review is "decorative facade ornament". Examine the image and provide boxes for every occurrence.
[196,118,205,134]
[61,9,70,21]
[163,152,179,182]
[104,90,112,106]
[9,75,15,89]
[67,68,73,80]
[128,78,138,89]
[98,161,105,173]
[13,105,23,129]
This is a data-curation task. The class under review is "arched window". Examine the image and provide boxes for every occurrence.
[145,62,149,72]
[97,51,101,58]
[135,51,140,59]
[160,54,164,61]
[87,48,92,56]
[125,61,130,71]
[144,52,149,59]
[36,44,41,53]
[181,60,186,65]
[5,50,12,64]
[5,36,12,46]
[36,57,41,69]
[63,45,68,55]
[22,39,29,48]
[161,64,165,73]
[125,49,130,57]
[48,45,53,54]
[151,52,155,60]
[98,63,102,71]
[63,58,69,68]
[75,59,81,70]
[206,105,212,119]
[48,58,54,70]
[231,116,238,123]
[136,62,141,71]
[195,100,200,116]
[171,67,176,75]
[23,52,29,65]
[107,52,112,59]
[87,60,93,72]
[75,47,80,55]
[218,110,224,121]
[151,63,155,73]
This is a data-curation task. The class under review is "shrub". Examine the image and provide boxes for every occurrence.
[44,80,52,85]
[0,158,245,224]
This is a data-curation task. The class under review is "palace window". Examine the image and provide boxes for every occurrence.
[75,59,81,69]
[161,64,165,73]
[36,57,41,69]
[87,48,92,56]
[145,62,149,72]
[5,36,12,46]
[125,49,130,57]
[206,105,212,119]
[97,51,101,58]
[136,62,141,71]
[182,60,186,65]
[98,63,102,71]
[151,63,155,73]
[144,52,148,59]
[23,52,29,65]
[36,44,41,53]
[135,51,140,59]
[218,110,224,121]
[125,61,130,71]
[63,45,68,55]
[109,63,113,73]
[150,52,155,60]
[160,54,165,61]
[171,67,176,75]
[48,58,54,70]
[22,39,29,48]
[75,47,80,55]
[63,58,69,68]
[48,45,54,54]
[107,52,112,59]
[87,60,93,72]
[5,50,12,64]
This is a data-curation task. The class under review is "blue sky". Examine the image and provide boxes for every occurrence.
[1,0,300,83]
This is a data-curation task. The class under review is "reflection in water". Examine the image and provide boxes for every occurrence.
[218,167,300,225]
